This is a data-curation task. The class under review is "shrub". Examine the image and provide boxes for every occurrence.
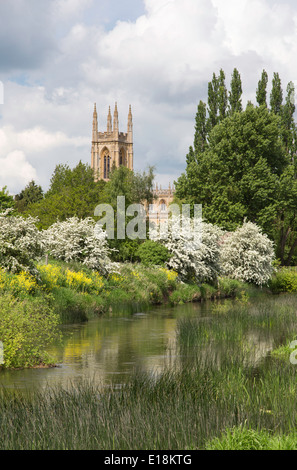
[220,221,275,286]
[0,294,61,368]
[43,217,116,275]
[135,240,171,266]
[269,268,297,293]
[153,217,223,284]
[0,210,44,276]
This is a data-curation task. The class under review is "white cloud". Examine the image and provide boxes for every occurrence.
[2,0,297,194]
[0,151,37,194]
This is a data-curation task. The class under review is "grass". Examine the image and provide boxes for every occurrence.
[1,292,297,449]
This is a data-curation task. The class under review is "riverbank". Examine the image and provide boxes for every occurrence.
[0,258,254,370]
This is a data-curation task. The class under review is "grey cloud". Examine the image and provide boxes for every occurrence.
[0,0,56,72]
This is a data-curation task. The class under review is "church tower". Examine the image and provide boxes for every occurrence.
[91,103,133,181]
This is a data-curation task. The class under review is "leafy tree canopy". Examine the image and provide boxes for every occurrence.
[175,69,297,265]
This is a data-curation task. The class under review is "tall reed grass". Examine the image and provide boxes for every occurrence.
[1,294,297,449]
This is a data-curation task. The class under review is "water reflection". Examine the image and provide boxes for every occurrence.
[0,302,208,391]
[0,297,284,391]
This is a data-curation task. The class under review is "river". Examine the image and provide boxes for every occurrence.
[0,301,212,391]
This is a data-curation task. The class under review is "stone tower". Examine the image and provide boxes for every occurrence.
[91,103,133,181]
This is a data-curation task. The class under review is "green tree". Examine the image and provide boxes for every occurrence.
[15,180,43,213]
[27,162,106,229]
[256,69,269,107]
[0,186,14,211]
[270,72,283,115]
[207,73,219,131]
[218,69,228,122]
[102,165,156,262]
[228,68,243,115]
[194,100,208,155]
[281,81,296,157]
[175,105,297,263]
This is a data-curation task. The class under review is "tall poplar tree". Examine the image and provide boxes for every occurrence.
[218,69,228,122]
[228,68,243,115]
[256,69,268,107]
[270,72,283,115]
[281,81,296,159]
[194,100,208,156]
[207,73,219,131]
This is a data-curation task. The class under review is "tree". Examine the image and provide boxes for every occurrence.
[27,162,106,229]
[207,73,219,131]
[15,180,43,213]
[194,100,208,155]
[270,72,283,115]
[228,68,243,115]
[256,69,268,107]
[0,186,14,211]
[218,69,228,122]
[101,165,156,262]
[174,105,297,263]
[220,221,275,286]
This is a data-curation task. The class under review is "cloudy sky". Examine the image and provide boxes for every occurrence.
[1,0,297,194]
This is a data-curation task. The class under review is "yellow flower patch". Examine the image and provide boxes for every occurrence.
[159,267,178,282]
[38,264,65,291]
[65,269,93,292]
[8,271,38,296]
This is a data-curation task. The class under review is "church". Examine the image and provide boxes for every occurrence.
[91,103,174,219]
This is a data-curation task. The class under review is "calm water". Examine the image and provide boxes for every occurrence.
[0,301,213,391]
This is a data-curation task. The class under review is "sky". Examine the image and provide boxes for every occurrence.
[1,0,297,194]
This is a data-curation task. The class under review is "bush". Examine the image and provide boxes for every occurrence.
[269,268,297,293]
[0,294,61,369]
[135,240,171,266]
[0,210,44,276]
[152,217,223,284]
[220,221,275,286]
[43,217,115,275]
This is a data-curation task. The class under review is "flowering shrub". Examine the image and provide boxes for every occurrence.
[219,221,275,286]
[65,270,93,292]
[37,264,66,292]
[43,217,116,275]
[152,217,223,284]
[0,294,61,369]
[0,210,44,275]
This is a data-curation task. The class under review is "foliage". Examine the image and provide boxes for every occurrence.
[205,426,294,450]
[0,186,14,211]
[269,267,297,293]
[26,162,106,229]
[174,69,297,265]
[135,240,171,266]
[0,294,61,369]
[14,180,43,213]
[42,217,115,275]
[102,165,155,208]
[220,221,275,286]
[152,217,223,284]
[0,210,44,275]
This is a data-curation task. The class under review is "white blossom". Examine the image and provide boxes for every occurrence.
[152,216,224,283]
[219,221,275,286]
[0,210,44,275]
[43,217,116,275]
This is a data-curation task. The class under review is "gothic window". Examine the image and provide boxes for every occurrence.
[119,148,126,166]
[103,149,111,179]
